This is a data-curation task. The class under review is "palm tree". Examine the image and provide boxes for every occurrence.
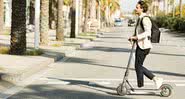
[10,0,27,55]
[40,0,49,45]
[82,0,89,32]
[172,0,175,17]
[56,0,64,41]
[64,0,72,5]
[70,0,76,38]
[97,0,101,29]
[179,0,182,17]
[90,0,96,19]
[0,0,4,34]
[163,0,168,15]
[49,0,57,29]
[29,0,35,25]
[78,0,83,33]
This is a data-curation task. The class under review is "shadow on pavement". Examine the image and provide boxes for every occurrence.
[166,30,185,38]
[64,57,185,78]
[79,46,185,57]
[46,77,160,97]
[7,83,132,99]
[0,73,16,97]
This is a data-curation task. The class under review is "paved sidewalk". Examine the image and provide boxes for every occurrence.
[0,30,97,90]
[6,26,185,99]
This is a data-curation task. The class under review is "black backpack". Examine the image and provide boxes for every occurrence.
[140,16,161,43]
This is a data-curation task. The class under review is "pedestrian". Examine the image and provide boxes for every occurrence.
[128,0,163,89]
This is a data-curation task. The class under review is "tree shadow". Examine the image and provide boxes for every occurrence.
[79,46,185,57]
[99,36,126,39]
[0,73,16,97]
[64,57,185,78]
[7,83,132,99]
[94,40,130,44]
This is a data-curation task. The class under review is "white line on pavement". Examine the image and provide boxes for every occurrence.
[40,78,185,87]
[175,84,185,87]
[40,78,185,83]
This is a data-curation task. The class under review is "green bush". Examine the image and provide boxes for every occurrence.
[155,16,185,32]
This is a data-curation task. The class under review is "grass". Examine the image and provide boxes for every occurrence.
[2,29,11,35]
[0,66,4,70]
[51,43,62,47]
[0,47,44,56]
[25,49,44,56]
[0,46,10,54]
[79,32,96,36]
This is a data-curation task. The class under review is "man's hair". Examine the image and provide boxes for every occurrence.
[137,1,148,13]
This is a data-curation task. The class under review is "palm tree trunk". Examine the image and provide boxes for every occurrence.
[29,0,35,25]
[0,0,4,34]
[164,0,168,15]
[40,0,49,45]
[90,0,96,20]
[56,0,64,41]
[10,0,27,55]
[172,0,175,17]
[78,0,83,33]
[49,0,57,29]
[70,0,76,38]
[179,0,182,17]
[97,0,101,30]
[105,1,110,27]
[82,0,89,32]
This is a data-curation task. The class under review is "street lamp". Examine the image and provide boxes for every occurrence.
[34,0,40,49]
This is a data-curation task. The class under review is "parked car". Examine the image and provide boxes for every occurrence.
[114,18,123,27]
[128,19,136,26]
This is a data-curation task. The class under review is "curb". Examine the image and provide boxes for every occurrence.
[0,52,64,84]
[0,36,94,85]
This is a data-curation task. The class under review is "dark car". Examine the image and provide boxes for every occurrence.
[128,19,136,26]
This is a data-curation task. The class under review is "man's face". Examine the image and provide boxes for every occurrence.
[135,4,143,15]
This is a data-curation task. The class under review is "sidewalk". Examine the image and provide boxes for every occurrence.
[0,30,98,88]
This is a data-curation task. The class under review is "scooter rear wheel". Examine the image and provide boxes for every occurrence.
[160,84,172,97]
[116,84,128,96]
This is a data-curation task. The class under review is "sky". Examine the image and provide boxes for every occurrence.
[120,0,185,13]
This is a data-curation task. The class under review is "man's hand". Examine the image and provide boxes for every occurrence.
[128,36,138,42]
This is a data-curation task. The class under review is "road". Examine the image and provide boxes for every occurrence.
[6,21,185,99]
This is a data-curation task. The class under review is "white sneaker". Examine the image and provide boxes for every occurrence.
[153,77,163,89]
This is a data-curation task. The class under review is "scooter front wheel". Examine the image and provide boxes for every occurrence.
[116,84,128,96]
[160,84,172,97]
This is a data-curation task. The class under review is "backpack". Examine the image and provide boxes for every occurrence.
[140,16,161,43]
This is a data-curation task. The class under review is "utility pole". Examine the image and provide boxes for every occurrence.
[34,0,40,49]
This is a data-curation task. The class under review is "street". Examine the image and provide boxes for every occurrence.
[6,22,185,99]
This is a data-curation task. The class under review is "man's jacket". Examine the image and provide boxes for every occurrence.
[135,13,153,49]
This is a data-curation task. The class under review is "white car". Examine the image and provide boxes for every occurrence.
[114,19,123,27]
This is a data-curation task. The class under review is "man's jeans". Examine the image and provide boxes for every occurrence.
[135,46,155,87]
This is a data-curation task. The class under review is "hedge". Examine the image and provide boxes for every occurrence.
[154,16,185,32]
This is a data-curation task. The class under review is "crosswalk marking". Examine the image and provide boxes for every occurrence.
[40,77,185,87]
[40,78,185,82]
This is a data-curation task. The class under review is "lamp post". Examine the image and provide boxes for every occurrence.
[34,0,40,49]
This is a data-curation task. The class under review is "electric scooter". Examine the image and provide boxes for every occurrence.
[116,41,172,97]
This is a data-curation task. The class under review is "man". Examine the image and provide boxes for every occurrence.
[129,0,163,89]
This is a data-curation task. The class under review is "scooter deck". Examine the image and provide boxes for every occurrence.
[128,88,160,95]
[128,91,158,95]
